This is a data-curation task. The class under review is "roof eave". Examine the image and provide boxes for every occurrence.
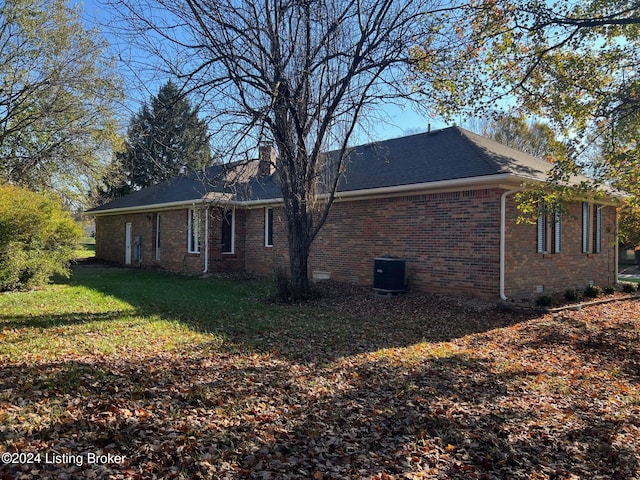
[87,172,624,216]
[86,198,211,216]
[332,173,518,201]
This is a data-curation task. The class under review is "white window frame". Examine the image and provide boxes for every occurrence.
[222,208,235,254]
[264,207,273,247]
[188,208,200,254]
[595,205,602,253]
[537,207,561,254]
[582,202,590,253]
[582,202,602,254]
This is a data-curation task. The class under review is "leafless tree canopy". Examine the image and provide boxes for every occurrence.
[113,0,449,297]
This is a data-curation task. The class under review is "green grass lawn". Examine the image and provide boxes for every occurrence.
[72,239,96,260]
[0,267,275,361]
[1,267,640,479]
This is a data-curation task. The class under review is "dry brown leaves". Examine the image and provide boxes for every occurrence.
[1,286,640,479]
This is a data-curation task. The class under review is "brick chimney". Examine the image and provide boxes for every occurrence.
[258,142,276,176]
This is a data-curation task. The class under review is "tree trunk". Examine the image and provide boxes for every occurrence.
[287,212,311,301]
[289,238,310,301]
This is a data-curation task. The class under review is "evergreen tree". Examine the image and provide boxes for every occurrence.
[107,81,212,196]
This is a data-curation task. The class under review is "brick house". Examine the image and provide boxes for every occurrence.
[88,126,619,301]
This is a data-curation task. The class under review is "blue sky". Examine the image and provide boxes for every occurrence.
[76,0,452,144]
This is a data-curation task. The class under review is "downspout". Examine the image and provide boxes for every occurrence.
[203,206,209,273]
[500,188,522,301]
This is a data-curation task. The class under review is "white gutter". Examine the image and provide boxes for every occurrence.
[238,173,518,208]
[239,197,285,208]
[88,172,625,216]
[89,198,210,216]
[88,174,518,214]
[500,188,522,301]
[334,173,515,201]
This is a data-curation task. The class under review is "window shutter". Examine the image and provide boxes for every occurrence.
[582,202,590,253]
[537,212,546,253]
[554,211,561,253]
[595,206,602,253]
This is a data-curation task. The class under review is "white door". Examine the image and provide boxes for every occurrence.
[125,223,132,265]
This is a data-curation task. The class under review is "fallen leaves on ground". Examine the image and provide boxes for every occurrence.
[1,284,640,479]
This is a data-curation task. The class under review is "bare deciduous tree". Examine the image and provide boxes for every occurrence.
[113,0,450,299]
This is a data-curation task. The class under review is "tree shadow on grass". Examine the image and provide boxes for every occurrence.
[226,351,640,478]
[52,266,535,364]
[4,268,639,478]
[2,316,639,479]
[0,311,134,330]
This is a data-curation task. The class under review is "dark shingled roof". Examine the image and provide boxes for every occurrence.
[334,126,551,192]
[88,164,226,212]
[88,126,555,213]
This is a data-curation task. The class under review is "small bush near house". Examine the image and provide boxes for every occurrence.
[536,295,554,307]
[0,184,82,291]
[564,289,580,302]
[584,284,602,299]
[603,286,616,295]
[623,283,637,294]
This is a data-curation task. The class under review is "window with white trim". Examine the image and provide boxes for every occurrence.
[264,207,273,247]
[221,209,235,254]
[188,208,200,253]
[582,202,602,254]
[537,207,561,254]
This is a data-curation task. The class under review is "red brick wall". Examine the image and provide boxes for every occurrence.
[153,209,205,274]
[504,198,617,299]
[95,189,618,301]
[242,190,617,301]
[242,189,503,299]
[308,189,503,298]
[95,206,249,275]
[207,207,246,274]
[95,209,206,274]
[244,206,290,276]
[95,214,130,265]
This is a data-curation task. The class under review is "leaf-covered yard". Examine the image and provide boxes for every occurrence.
[1,266,639,479]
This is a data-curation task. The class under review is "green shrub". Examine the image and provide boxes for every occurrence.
[583,284,601,299]
[536,295,554,307]
[564,289,580,302]
[623,283,637,294]
[603,285,616,295]
[0,184,81,291]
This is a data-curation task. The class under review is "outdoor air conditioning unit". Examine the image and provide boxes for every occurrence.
[373,257,407,293]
